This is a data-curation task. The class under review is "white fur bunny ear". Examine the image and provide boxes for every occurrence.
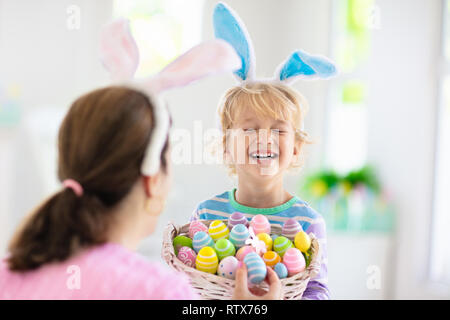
[99,18,241,176]
[213,2,256,82]
[99,18,139,82]
[139,39,240,175]
[274,50,338,84]
[143,39,241,94]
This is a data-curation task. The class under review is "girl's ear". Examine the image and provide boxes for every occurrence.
[213,2,256,82]
[274,50,338,84]
[99,18,139,82]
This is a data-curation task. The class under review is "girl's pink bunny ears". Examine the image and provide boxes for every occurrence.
[99,18,241,176]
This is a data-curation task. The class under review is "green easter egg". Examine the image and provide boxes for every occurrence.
[173,235,193,255]
[273,236,293,258]
[303,248,312,267]
[214,238,236,260]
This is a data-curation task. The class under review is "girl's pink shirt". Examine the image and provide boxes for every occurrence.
[0,242,199,300]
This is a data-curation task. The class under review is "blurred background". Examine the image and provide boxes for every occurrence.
[0,0,449,299]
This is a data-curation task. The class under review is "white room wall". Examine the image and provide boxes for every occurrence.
[366,0,447,299]
[0,0,113,254]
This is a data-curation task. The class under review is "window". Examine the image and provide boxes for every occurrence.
[300,0,395,233]
[325,0,375,174]
[113,0,204,76]
[429,0,450,286]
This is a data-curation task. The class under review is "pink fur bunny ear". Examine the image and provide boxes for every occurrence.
[99,18,139,82]
[143,39,241,94]
[98,18,241,176]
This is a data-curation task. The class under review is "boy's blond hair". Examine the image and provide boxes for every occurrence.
[218,81,312,175]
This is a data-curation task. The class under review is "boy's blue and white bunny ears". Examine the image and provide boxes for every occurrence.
[99,18,241,176]
[213,2,337,84]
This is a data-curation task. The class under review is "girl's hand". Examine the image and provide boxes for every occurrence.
[232,264,283,300]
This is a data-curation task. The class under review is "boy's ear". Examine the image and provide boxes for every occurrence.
[292,138,303,162]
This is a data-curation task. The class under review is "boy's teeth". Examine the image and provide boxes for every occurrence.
[250,152,277,159]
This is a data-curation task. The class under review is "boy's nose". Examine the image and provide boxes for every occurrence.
[256,129,278,145]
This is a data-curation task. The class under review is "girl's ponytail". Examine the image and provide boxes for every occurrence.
[7,187,108,271]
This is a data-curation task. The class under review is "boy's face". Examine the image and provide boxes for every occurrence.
[226,106,301,179]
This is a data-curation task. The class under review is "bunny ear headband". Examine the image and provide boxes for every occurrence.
[213,2,338,84]
[99,18,241,176]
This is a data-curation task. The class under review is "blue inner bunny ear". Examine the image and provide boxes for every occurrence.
[278,50,337,82]
[213,2,254,81]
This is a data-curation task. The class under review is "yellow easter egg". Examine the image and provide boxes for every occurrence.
[262,251,281,267]
[208,220,230,241]
[294,231,311,253]
[195,246,218,274]
[257,233,273,251]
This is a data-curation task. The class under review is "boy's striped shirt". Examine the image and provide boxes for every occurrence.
[191,189,330,300]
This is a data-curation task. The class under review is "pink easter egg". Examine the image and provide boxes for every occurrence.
[217,256,240,279]
[235,245,256,261]
[228,212,249,229]
[282,218,302,241]
[177,246,197,268]
[282,248,305,276]
[189,220,208,239]
[250,214,271,235]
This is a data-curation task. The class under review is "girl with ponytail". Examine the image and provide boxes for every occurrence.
[0,19,282,300]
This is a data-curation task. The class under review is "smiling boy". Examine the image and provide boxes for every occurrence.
[191,82,330,300]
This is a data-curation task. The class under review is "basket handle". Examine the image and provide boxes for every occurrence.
[161,221,178,263]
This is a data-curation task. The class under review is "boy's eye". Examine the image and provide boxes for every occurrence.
[271,129,286,134]
[244,128,256,133]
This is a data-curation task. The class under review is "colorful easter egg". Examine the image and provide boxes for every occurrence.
[283,248,306,276]
[235,245,256,261]
[177,246,197,268]
[303,249,312,267]
[217,256,239,279]
[271,234,279,243]
[208,220,230,241]
[195,246,219,274]
[274,262,288,279]
[294,231,311,253]
[273,236,293,258]
[193,231,215,253]
[228,212,249,229]
[189,220,208,239]
[172,235,193,255]
[244,252,267,284]
[214,239,236,260]
[256,233,273,251]
[262,251,281,268]
[229,224,250,249]
[282,218,302,241]
[250,214,271,235]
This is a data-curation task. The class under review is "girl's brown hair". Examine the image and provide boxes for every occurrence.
[7,86,169,271]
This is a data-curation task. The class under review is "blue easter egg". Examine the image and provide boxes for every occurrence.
[271,234,279,242]
[193,231,215,253]
[244,252,267,284]
[274,262,288,279]
[229,224,250,249]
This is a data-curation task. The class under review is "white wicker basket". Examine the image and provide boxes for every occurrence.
[162,219,321,300]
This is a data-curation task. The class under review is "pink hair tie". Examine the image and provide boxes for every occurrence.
[62,179,84,197]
